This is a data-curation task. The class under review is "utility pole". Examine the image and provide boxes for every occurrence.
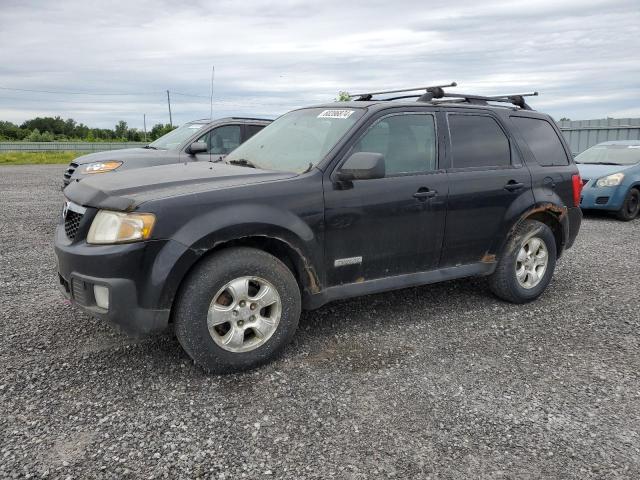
[166,90,173,127]
[143,114,147,142]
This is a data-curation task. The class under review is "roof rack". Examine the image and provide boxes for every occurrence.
[350,83,458,101]
[349,82,538,110]
[432,91,539,110]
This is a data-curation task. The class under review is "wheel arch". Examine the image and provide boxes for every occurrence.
[499,203,567,260]
[157,226,322,321]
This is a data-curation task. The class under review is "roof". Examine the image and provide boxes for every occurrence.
[188,116,272,124]
[305,100,529,114]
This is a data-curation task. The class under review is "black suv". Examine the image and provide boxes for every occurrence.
[55,85,583,373]
[63,117,271,186]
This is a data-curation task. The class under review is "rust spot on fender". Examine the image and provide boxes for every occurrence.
[510,203,567,237]
[481,253,496,263]
[263,235,322,294]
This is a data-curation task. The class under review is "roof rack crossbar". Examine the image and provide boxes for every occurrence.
[431,91,539,110]
[350,82,457,101]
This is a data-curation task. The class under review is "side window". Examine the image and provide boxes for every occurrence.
[511,116,569,166]
[245,124,264,140]
[198,125,241,154]
[352,114,437,175]
[448,114,511,169]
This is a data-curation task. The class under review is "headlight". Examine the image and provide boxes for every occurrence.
[79,161,123,174]
[596,172,624,187]
[87,210,155,244]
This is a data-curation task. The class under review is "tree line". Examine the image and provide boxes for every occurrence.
[0,116,176,142]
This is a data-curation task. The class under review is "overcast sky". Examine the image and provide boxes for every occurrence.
[0,0,639,129]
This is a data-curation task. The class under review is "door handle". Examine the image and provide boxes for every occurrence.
[413,188,437,200]
[504,181,524,192]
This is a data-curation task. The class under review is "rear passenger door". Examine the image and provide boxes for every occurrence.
[440,112,534,266]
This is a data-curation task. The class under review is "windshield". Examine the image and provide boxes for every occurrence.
[225,107,365,172]
[148,122,207,150]
[576,144,640,166]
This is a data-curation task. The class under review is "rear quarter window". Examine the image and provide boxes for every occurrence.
[511,116,569,166]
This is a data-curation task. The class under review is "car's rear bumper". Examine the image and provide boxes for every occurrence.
[564,206,582,250]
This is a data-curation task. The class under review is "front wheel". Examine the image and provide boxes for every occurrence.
[616,188,640,221]
[489,220,557,304]
[174,247,301,373]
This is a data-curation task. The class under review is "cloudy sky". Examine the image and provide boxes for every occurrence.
[0,0,639,129]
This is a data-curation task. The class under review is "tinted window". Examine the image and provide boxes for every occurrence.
[198,125,241,154]
[352,114,437,175]
[245,124,264,140]
[511,116,569,166]
[448,115,511,168]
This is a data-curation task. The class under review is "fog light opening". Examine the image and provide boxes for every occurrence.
[93,285,110,310]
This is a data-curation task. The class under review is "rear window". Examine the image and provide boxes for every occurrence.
[511,116,569,166]
[448,114,511,168]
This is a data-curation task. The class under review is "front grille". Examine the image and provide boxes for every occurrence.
[64,210,83,240]
[63,162,79,186]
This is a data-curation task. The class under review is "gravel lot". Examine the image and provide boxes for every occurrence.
[1,165,639,479]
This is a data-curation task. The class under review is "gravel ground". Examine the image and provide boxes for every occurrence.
[1,165,639,479]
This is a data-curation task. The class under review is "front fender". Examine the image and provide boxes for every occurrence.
[154,204,322,309]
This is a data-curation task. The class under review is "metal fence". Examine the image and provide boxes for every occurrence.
[558,118,640,155]
[0,142,148,153]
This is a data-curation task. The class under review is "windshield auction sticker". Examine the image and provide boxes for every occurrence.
[318,109,355,119]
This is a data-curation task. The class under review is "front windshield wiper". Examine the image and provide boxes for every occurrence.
[143,145,158,150]
[226,158,258,169]
[582,161,622,166]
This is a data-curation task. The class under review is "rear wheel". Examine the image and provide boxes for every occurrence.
[489,220,557,304]
[174,247,301,373]
[616,188,640,221]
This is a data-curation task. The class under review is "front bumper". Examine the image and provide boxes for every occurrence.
[54,224,191,335]
[580,181,626,211]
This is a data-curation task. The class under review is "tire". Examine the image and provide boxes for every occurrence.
[489,220,557,304]
[616,188,640,221]
[174,247,301,373]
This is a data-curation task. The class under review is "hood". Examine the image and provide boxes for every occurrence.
[64,161,297,211]
[73,147,167,165]
[577,163,635,181]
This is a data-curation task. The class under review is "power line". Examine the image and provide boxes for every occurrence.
[0,85,165,96]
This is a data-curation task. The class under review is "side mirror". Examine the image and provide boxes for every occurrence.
[187,141,208,154]
[337,152,385,181]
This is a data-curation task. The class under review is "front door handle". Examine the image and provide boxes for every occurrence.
[413,188,437,200]
[504,181,524,192]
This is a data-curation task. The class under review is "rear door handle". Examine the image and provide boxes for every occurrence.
[413,188,437,200]
[504,181,524,192]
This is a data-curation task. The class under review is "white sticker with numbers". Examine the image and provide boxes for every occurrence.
[317,109,354,119]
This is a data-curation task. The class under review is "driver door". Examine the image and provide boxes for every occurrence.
[323,111,448,286]
[193,125,242,162]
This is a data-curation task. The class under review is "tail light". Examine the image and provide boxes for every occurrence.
[572,174,583,207]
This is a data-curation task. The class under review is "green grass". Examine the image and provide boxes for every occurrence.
[0,151,83,165]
